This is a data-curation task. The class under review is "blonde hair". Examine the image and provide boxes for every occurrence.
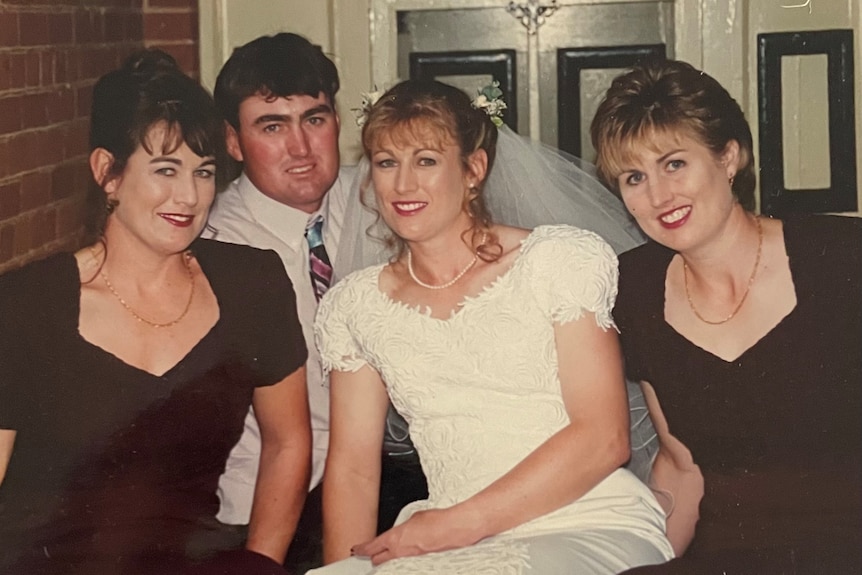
[361,80,502,260]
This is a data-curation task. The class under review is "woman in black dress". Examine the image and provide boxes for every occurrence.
[0,50,310,574]
[591,59,861,573]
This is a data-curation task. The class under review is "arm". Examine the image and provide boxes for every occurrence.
[323,365,390,564]
[640,380,703,556]
[356,314,631,564]
[0,429,14,486]
[245,365,311,563]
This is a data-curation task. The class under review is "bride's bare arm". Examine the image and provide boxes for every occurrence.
[355,313,630,564]
[322,365,390,563]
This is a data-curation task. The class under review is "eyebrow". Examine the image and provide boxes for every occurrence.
[656,148,684,164]
[301,104,333,120]
[619,147,686,174]
[150,156,217,167]
[151,156,182,165]
[252,104,334,126]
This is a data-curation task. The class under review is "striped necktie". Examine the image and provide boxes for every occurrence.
[305,215,333,302]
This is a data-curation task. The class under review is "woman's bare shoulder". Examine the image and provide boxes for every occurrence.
[493,225,531,256]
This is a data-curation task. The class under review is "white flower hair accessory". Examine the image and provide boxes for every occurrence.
[472,81,507,127]
[352,88,384,127]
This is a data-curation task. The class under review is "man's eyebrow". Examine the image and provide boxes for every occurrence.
[251,104,333,126]
[300,104,333,120]
[253,114,288,125]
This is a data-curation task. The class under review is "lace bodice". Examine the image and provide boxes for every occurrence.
[316,225,620,506]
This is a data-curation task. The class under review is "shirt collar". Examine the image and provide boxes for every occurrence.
[238,173,328,250]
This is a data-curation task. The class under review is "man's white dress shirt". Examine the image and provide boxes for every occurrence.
[204,168,353,525]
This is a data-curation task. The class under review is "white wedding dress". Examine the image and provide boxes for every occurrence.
[311,225,673,574]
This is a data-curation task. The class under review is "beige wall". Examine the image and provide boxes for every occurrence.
[200,0,862,212]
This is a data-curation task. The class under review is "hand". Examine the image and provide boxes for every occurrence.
[352,508,480,566]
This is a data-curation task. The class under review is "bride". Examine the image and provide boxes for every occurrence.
[311,80,673,574]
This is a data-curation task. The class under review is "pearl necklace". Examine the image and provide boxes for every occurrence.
[93,248,196,328]
[406,233,485,290]
[683,216,763,325]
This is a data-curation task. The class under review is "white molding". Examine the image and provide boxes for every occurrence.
[198,1,229,91]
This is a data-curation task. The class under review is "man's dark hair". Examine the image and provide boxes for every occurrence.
[214,33,340,129]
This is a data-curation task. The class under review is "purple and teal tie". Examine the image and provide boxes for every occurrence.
[305,216,333,302]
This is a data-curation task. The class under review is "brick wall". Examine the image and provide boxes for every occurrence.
[0,0,199,273]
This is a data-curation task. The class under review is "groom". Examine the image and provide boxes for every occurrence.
[205,32,427,567]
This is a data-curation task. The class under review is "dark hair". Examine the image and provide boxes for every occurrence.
[590,59,756,210]
[214,33,339,130]
[362,80,500,259]
[86,49,226,241]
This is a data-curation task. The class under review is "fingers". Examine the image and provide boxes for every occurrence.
[370,548,395,566]
[352,532,388,559]
[353,527,423,566]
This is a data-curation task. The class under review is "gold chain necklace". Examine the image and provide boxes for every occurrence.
[683,217,763,326]
[92,248,196,328]
[407,232,487,290]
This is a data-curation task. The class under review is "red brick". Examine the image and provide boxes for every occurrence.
[51,161,86,200]
[8,128,66,174]
[43,48,69,84]
[104,10,128,42]
[78,45,124,81]
[49,12,74,45]
[127,11,144,40]
[4,0,68,5]
[0,225,14,263]
[47,87,75,124]
[143,11,194,42]
[147,0,196,7]
[0,54,10,90]
[0,95,23,134]
[64,118,89,159]
[24,50,40,87]
[76,83,93,117]
[33,208,57,246]
[0,140,9,179]
[0,11,19,47]
[20,170,52,211]
[19,12,50,47]
[22,91,49,129]
[0,181,22,219]
[74,9,100,44]
[13,215,31,256]
[0,52,27,91]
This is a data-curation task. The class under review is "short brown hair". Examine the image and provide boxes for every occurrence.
[590,59,756,210]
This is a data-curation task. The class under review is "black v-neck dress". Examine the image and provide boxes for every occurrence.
[0,239,307,574]
[615,215,862,573]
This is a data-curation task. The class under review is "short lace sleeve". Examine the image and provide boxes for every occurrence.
[524,225,619,330]
[314,268,377,374]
